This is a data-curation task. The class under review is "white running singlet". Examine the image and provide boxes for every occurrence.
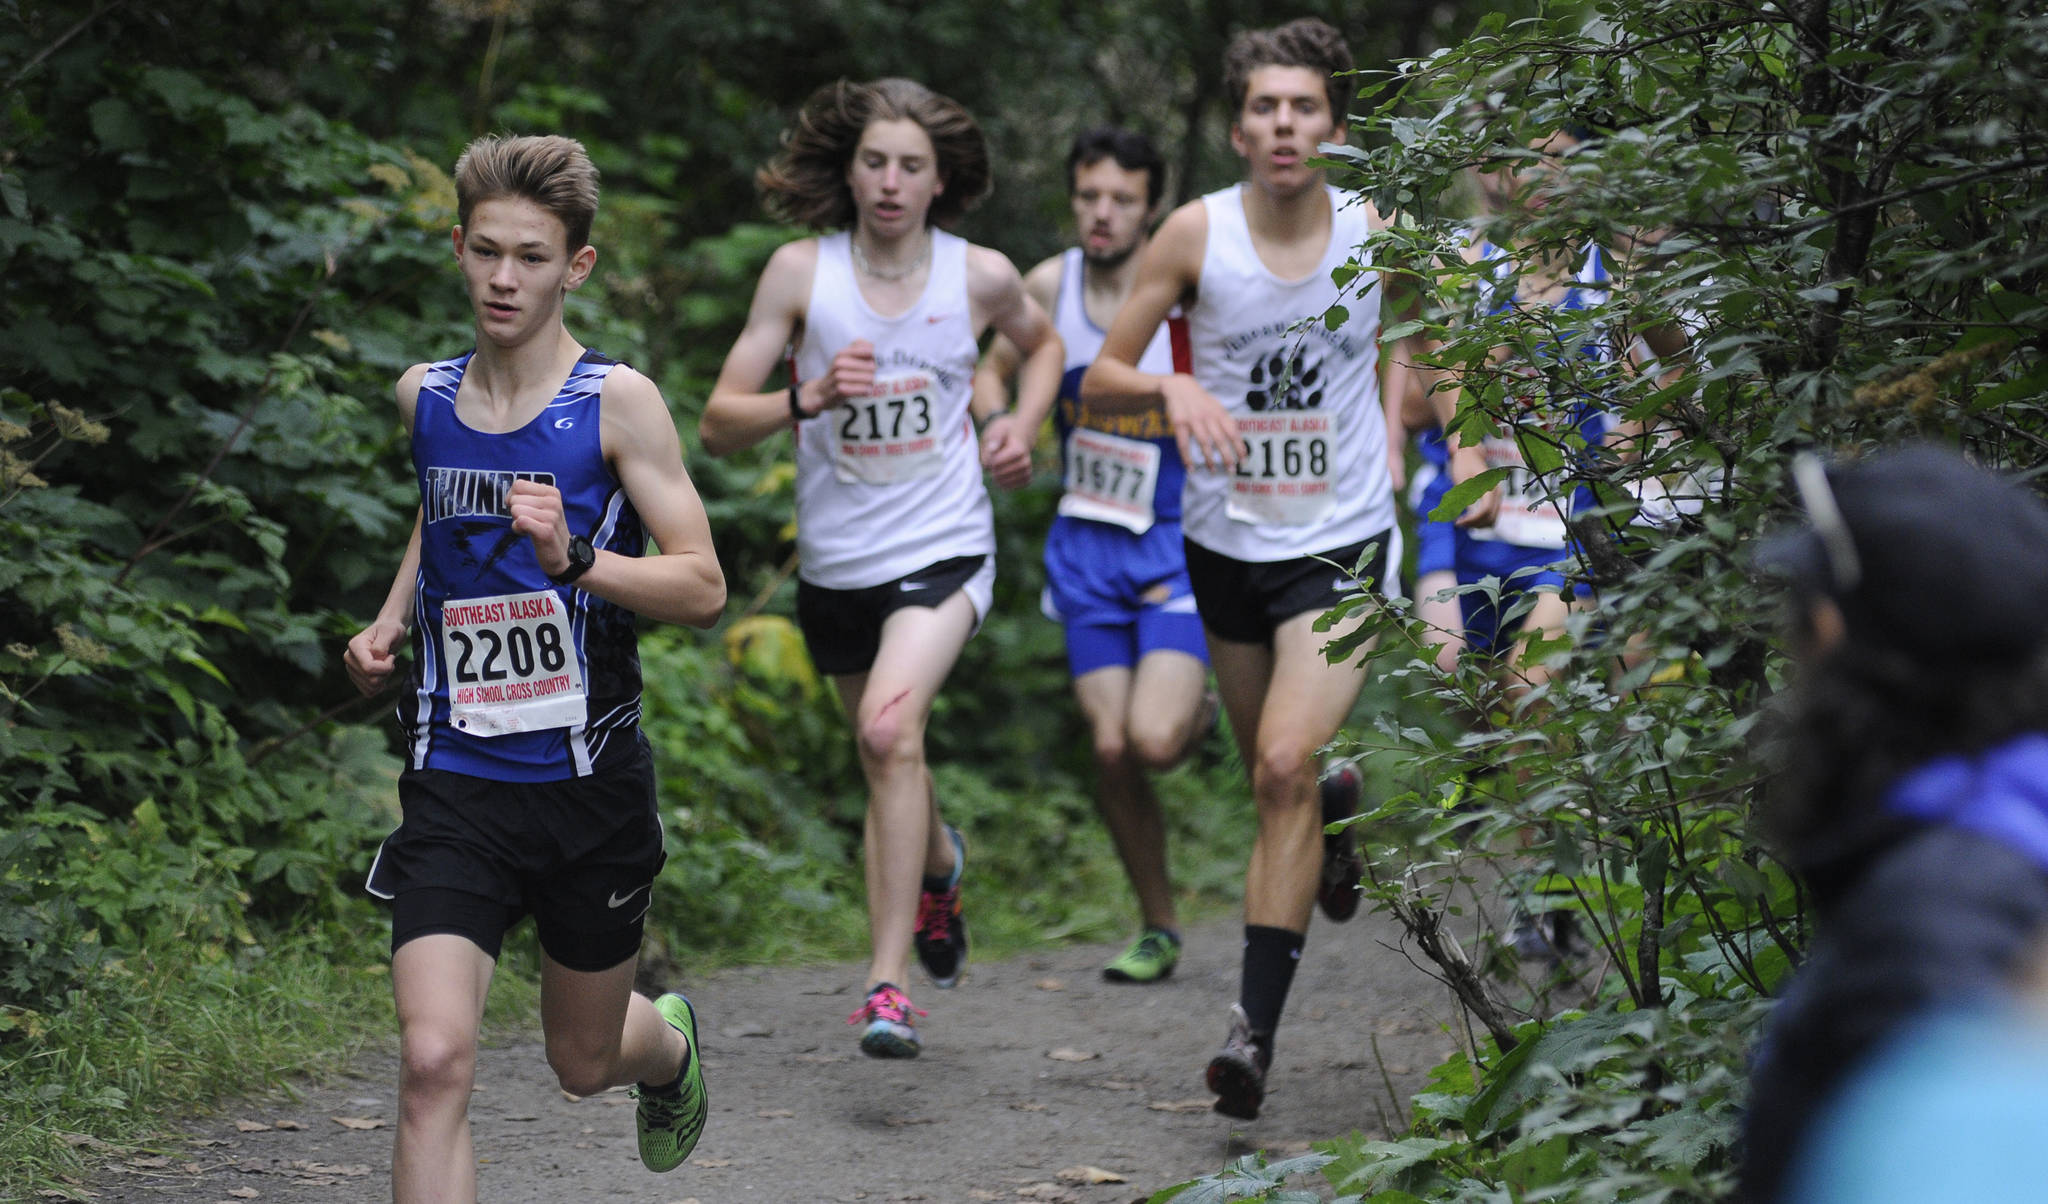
[1181,184,1394,562]
[792,230,994,589]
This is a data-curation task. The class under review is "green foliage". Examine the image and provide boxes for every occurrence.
[1152,1,2048,1201]
[1152,1151,1351,1204]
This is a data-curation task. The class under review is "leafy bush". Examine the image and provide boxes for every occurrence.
[1160,0,2048,1200]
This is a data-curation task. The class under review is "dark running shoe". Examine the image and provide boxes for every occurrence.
[1318,757,1365,922]
[846,981,926,1058]
[914,823,969,988]
[1205,1003,1271,1120]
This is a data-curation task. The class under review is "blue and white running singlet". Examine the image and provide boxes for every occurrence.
[400,349,647,782]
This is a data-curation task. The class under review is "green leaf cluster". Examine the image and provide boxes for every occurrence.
[1165,0,2048,1200]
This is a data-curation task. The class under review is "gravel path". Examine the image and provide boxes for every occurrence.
[91,910,1470,1203]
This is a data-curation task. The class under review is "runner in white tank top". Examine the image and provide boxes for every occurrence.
[701,79,1062,1059]
[791,228,991,589]
[975,127,1214,987]
[1078,20,1401,1121]
[1180,181,1393,561]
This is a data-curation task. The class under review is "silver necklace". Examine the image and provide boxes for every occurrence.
[851,234,931,282]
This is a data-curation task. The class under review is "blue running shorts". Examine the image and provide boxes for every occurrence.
[1042,516,1208,678]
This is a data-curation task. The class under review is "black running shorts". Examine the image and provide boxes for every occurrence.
[795,554,987,677]
[1183,533,1394,646]
[367,737,666,972]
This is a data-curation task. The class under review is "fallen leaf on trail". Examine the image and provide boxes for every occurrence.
[1009,1101,1046,1112]
[795,1053,841,1064]
[502,1113,539,1122]
[227,1189,261,1199]
[58,1132,112,1150]
[668,1198,704,1204]
[125,1156,174,1169]
[690,1156,733,1168]
[272,1119,305,1131]
[1057,1165,1127,1184]
[1034,977,1065,991]
[1148,1098,1214,1113]
[1385,1063,1413,1075]
[1046,1047,1097,1062]
[234,1120,270,1133]
[331,1116,385,1130]
[290,1162,369,1177]
[756,1109,794,1119]
[882,1115,937,1127]
[721,1021,774,1038]
[1272,1141,1312,1154]
[187,1138,231,1148]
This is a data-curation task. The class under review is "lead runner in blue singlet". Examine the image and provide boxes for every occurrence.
[342,135,725,1201]
[699,79,1062,1059]
[975,127,1214,986]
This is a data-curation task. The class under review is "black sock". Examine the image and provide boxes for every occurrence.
[641,1035,693,1095]
[1239,924,1305,1038]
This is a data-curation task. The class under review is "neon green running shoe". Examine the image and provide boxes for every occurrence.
[1102,927,1182,983]
[633,993,708,1173]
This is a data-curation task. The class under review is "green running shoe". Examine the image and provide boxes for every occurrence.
[1102,927,1182,983]
[633,993,708,1173]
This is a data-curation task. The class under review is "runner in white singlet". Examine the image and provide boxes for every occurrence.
[1080,19,1405,1120]
[700,78,1061,1059]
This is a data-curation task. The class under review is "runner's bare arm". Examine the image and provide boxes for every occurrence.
[701,240,827,456]
[504,366,725,628]
[969,247,1061,491]
[344,507,421,696]
[343,365,431,696]
[1080,202,1240,472]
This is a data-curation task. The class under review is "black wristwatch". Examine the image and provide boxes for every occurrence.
[551,534,595,585]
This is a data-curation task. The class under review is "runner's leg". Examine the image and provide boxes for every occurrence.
[1240,604,1374,934]
[1416,567,1465,674]
[1504,588,1570,698]
[391,934,495,1204]
[537,953,686,1096]
[1125,648,1210,770]
[1074,664,1175,933]
[832,590,979,992]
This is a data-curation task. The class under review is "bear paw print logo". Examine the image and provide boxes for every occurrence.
[1245,351,1324,411]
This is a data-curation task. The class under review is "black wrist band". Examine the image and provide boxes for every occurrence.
[979,407,1009,429]
[788,382,805,423]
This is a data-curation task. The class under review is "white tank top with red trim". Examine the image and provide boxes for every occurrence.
[791,230,994,589]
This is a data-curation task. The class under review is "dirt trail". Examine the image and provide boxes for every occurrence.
[91,911,1469,1203]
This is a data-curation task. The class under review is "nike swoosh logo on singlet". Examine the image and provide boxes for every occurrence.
[607,884,651,910]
